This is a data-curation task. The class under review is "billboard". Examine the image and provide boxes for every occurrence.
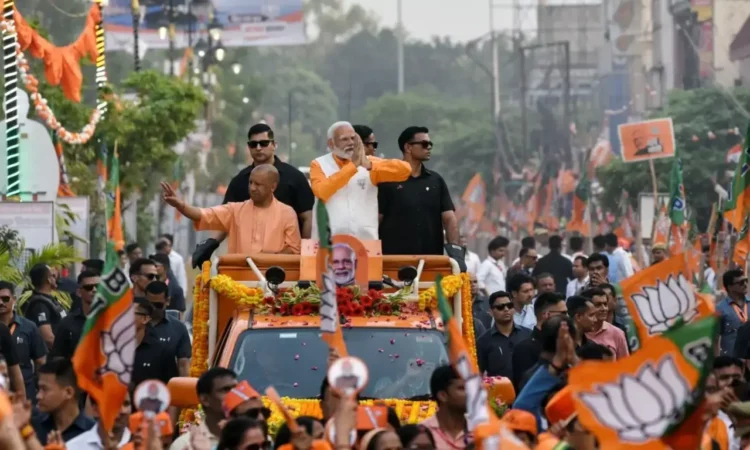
[103,0,306,51]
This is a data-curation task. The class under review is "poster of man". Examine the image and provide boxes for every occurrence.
[618,118,676,163]
[332,243,356,287]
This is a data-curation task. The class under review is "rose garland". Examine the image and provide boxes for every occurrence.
[418,275,463,311]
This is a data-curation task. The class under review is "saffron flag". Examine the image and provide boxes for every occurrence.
[316,201,347,357]
[461,173,487,234]
[106,150,124,252]
[72,241,135,432]
[567,316,717,450]
[435,276,529,449]
[619,253,714,351]
[724,124,750,231]
[566,171,590,236]
[96,141,109,259]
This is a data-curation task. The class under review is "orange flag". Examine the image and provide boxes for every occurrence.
[72,242,135,432]
[620,253,715,351]
[105,150,124,252]
[461,174,486,233]
[316,201,347,357]
[653,204,670,246]
[567,316,717,450]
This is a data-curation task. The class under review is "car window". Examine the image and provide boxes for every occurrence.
[230,328,448,399]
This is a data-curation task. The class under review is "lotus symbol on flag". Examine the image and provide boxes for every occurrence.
[579,356,691,442]
[99,305,136,385]
[631,274,697,334]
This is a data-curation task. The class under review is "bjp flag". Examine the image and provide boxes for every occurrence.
[724,125,750,231]
[72,241,135,432]
[620,254,715,351]
[567,316,717,450]
[106,150,125,252]
[316,201,347,358]
[566,171,590,236]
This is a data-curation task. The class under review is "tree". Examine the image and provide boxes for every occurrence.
[597,87,750,231]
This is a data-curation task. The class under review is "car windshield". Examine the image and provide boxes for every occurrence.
[229,328,448,399]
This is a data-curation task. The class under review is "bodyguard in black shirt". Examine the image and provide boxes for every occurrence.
[476,291,531,379]
[378,126,459,255]
[0,280,46,403]
[132,298,178,387]
[50,270,99,360]
[22,264,67,349]
[145,281,191,377]
[192,123,315,267]
[0,281,25,399]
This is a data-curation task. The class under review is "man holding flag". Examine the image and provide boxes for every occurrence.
[72,239,135,434]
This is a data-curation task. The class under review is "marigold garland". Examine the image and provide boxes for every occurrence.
[0,24,104,145]
[211,274,264,309]
[178,262,211,427]
[261,397,437,436]
[459,272,478,368]
[418,274,463,310]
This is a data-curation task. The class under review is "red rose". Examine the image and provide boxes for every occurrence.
[292,304,305,316]
[360,296,374,309]
[339,305,352,316]
[379,304,392,314]
[301,301,313,315]
[264,296,275,305]
[351,304,364,316]
[279,303,290,315]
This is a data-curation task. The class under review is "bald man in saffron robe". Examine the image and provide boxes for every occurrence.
[161,164,301,254]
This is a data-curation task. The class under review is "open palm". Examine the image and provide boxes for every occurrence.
[160,182,181,208]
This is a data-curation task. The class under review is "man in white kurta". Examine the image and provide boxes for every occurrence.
[309,121,410,240]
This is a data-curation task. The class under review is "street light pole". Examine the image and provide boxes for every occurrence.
[168,0,175,76]
[489,0,501,119]
[397,0,404,94]
[131,0,140,72]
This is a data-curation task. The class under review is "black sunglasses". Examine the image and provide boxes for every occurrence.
[408,140,433,149]
[248,140,274,149]
[0,296,10,304]
[241,407,272,420]
[365,141,379,149]
[150,302,166,310]
[242,443,270,450]
[81,284,98,292]
[141,273,158,281]
[492,303,514,311]
[735,279,749,286]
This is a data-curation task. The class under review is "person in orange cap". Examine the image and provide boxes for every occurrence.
[542,385,596,450]
[222,380,272,430]
[130,411,174,448]
[501,409,537,447]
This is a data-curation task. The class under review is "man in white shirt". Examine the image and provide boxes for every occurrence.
[566,255,589,298]
[477,236,509,295]
[65,392,132,449]
[508,272,537,330]
[157,234,188,294]
[460,234,481,276]
[604,233,634,283]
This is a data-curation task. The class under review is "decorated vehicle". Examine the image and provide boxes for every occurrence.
[173,239,514,433]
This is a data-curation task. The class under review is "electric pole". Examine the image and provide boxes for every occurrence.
[397,0,404,94]
[489,0,500,118]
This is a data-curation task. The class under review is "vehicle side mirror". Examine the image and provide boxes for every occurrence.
[265,266,285,294]
[397,266,418,286]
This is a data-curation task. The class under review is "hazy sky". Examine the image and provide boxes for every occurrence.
[345,0,516,43]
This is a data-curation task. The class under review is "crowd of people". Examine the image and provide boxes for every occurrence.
[1,118,750,449]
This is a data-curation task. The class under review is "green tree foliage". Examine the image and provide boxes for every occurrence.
[597,88,750,229]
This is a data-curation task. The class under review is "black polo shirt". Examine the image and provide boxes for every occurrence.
[224,157,314,216]
[50,310,87,360]
[476,324,531,378]
[378,165,454,255]
[9,315,47,401]
[133,330,179,387]
[150,315,192,360]
[511,327,543,389]
[23,292,67,331]
[33,411,95,445]
[0,322,19,367]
